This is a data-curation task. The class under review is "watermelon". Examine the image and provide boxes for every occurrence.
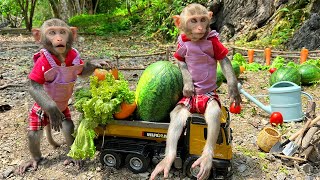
[217,64,226,82]
[269,66,301,86]
[218,61,240,83]
[216,70,224,88]
[299,64,320,85]
[232,61,241,78]
[135,61,183,122]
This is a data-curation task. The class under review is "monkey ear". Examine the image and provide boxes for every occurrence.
[208,11,213,19]
[172,15,181,28]
[32,28,41,42]
[70,27,78,41]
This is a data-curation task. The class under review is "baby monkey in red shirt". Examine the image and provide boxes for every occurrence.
[17,18,110,174]
[150,4,241,180]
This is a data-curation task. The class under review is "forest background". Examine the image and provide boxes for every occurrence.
[1,0,319,50]
[1,0,320,179]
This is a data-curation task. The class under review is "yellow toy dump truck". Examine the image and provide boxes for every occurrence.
[94,106,232,179]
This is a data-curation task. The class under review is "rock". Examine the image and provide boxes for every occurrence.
[138,172,150,178]
[96,166,102,172]
[288,13,320,50]
[276,172,286,180]
[208,0,275,41]
[301,163,313,174]
[10,159,21,165]
[2,166,15,178]
[237,164,247,173]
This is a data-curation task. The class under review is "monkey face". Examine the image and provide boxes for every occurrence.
[185,15,210,41]
[44,26,70,55]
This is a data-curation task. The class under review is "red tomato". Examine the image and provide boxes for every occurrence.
[230,102,241,114]
[270,112,283,126]
[269,68,277,74]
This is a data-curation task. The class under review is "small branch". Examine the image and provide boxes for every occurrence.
[0,84,24,90]
[272,153,307,161]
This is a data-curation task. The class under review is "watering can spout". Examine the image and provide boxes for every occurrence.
[237,83,272,114]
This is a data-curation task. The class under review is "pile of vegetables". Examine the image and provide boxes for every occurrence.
[232,53,269,72]
[68,70,135,160]
[230,53,320,86]
[269,57,320,86]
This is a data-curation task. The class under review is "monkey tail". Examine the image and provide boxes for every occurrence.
[44,125,61,148]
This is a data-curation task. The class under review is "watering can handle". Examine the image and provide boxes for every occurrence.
[302,91,315,118]
[301,91,313,101]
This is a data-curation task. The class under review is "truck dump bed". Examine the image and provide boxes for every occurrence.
[95,120,170,143]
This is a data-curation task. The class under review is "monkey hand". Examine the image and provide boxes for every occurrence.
[88,59,112,69]
[183,82,194,97]
[191,152,212,180]
[81,59,112,77]
[149,155,175,180]
[47,104,64,132]
[16,158,42,175]
[227,82,242,106]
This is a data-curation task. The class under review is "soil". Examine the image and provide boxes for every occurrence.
[0,33,320,180]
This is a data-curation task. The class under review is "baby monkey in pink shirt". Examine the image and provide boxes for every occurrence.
[150,3,241,180]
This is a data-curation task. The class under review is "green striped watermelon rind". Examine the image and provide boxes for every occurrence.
[298,64,320,85]
[269,66,301,86]
[218,61,240,84]
[135,61,183,122]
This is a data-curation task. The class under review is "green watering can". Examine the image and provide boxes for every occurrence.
[237,81,313,122]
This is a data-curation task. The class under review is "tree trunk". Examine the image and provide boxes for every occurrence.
[87,0,93,14]
[126,0,132,16]
[81,0,86,13]
[60,0,69,22]
[16,0,30,30]
[93,0,99,14]
[48,0,60,19]
[74,0,82,14]
[28,0,37,30]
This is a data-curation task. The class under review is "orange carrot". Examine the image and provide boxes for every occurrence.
[300,48,308,64]
[110,68,119,80]
[264,48,271,65]
[248,49,254,63]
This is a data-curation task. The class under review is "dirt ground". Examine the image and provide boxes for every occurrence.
[0,33,320,180]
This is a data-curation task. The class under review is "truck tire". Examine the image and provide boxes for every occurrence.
[184,157,198,180]
[125,153,150,174]
[100,150,122,169]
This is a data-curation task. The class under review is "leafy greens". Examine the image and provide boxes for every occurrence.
[68,72,135,160]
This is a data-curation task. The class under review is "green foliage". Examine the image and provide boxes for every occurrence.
[69,14,132,35]
[270,56,286,69]
[143,0,208,41]
[303,59,320,68]
[232,53,247,65]
[68,0,209,40]
[32,0,52,27]
[0,0,21,27]
[96,0,122,14]
[232,53,269,72]
[0,0,20,17]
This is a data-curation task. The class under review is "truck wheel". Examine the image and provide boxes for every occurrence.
[125,154,150,174]
[100,150,122,169]
[184,156,208,179]
[185,158,199,180]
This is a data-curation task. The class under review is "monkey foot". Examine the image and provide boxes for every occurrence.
[64,158,84,168]
[16,157,44,175]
